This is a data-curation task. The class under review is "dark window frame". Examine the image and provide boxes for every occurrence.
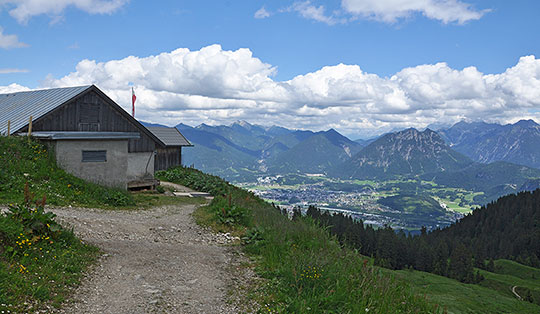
[82,150,107,162]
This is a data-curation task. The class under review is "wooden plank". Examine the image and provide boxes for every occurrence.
[127,179,160,190]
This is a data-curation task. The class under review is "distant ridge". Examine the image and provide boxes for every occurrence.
[176,121,363,180]
[266,129,363,174]
[439,119,540,169]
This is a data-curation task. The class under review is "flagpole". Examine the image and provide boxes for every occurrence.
[131,87,136,117]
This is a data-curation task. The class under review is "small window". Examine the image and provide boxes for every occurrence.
[82,150,107,162]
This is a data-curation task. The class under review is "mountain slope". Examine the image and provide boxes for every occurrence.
[178,125,260,180]
[334,128,473,179]
[176,122,364,180]
[194,122,269,151]
[428,188,540,267]
[266,129,363,174]
[421,161,540,203]
[440,120,540,169]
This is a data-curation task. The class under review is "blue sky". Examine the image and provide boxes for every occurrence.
[1,0,540,138]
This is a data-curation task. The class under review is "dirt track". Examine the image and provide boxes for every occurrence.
[52,202,243,313]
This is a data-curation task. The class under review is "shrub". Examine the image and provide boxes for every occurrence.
[6,183,61,237]
[156,185,165,193]
[156,166,230,196]
[210,196,251,227]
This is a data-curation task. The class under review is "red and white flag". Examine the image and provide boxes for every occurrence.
[131,87,136,117]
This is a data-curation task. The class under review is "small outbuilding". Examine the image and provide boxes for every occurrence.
[0,85,192,189]
[146,126,193,171]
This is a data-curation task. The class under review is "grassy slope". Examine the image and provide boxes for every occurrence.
[0,136,134,207]
[159,167,540,313]
[157,167,437,313]
[390,259,540,314]
[0,200,100,313]
[387,270,540,313]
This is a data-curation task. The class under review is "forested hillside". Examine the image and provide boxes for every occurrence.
[304,188,540,282]
[430,189,540,266]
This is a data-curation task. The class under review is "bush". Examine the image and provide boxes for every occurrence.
[156,185,165,193]
[102,189,135,207]
[210,196,251,227]
[5,183,61,237]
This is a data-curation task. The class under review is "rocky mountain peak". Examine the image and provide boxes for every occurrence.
[514,119,539,128]
[334,128,472,179]
[232,120,252,128]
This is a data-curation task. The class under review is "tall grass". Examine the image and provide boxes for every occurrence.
[0,187,99,313]
[0,136,134,207]
[158,166,438,313]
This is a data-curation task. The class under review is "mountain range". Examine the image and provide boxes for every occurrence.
[171,121,363,180]
[141,119,540,199]
[439,119,540,169]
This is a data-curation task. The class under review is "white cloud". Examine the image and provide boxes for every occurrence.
[0,68,29,73]
[0,83,30,93]
[341,0,486,24]
[0,26,28,49]
[254,6,270,19]
[286,1,343,25]
[1,0,129,24]
[5,45,539,138]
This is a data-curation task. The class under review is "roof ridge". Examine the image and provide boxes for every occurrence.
[0,85,92,96]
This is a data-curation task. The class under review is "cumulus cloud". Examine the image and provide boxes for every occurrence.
[0,83,30,93]
[1,0,129,24]
[341,0,486,24]
[5,45,540,138]
[0,26,28,49]
[254,6,270,19]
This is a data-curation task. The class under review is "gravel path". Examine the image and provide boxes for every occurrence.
[51,202,245,314]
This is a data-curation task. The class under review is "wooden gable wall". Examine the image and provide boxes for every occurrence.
[19,89,158,153]
[154,147,182,171]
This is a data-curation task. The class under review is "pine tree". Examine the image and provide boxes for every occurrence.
[449,243,474,282]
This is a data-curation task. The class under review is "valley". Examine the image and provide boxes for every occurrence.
[240,174,475,231]
[145,119,540,231]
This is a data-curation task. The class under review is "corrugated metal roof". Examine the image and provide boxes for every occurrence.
[0,85,92,135]
[146,126,192,146]
[27,131,140,140]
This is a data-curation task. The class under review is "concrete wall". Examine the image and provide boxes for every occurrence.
[127,151,155,181]
[54,139,128,189]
